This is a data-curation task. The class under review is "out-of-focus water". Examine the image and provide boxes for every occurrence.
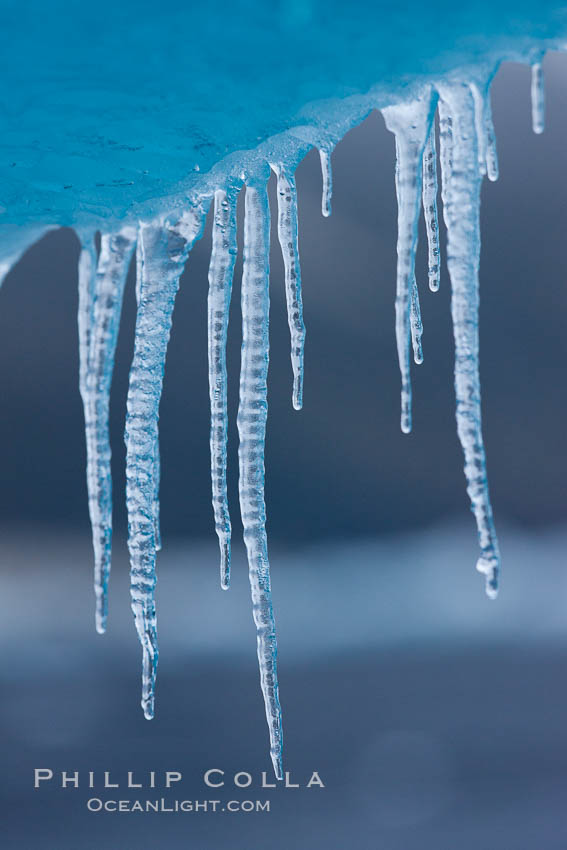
[2,523,567,849]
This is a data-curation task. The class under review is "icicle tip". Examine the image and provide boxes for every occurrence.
[476,557,499,600]
[292,375,303,411]
[319,148,332,218]
[271,751,284,781]
[531,62,545,135]
[95,592,107,634]
[401,391,412,433]
[220,540,231,590]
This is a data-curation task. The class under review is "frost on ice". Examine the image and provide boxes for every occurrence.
[0,4,562,773]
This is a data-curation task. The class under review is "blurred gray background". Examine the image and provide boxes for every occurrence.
[1,57,566,848]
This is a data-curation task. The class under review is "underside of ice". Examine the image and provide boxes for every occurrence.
[1,1,566,777]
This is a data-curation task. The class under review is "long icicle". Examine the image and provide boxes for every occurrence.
[437,82,500,598]
[238,181,283,780]
[208,188,238,589]
[383,91,436,433]
[78,237,96,415]
[531,62,545,135]
[79,227,136,634]
[78,236,97,584]
[273,164,306,410]
[152,437,162,552]
[421,125,441,292]
[135,238,162,552]
[319,148,333,217]
[125,206,205,719]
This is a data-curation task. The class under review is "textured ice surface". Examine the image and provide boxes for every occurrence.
[1,1,567,777]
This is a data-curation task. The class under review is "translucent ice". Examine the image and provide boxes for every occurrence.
[238,181,283,779]
[531,62,546,134]
[78,226,136,633]
[437,83,500,597]
[383,90,437,433]
[208,188,238,589]
[273,164,306,410]
[125,207,206,719]
[319,149,333,218]
[421,127,441,292]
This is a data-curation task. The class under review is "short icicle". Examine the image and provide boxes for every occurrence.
[273,164,306,410]
[78,227,137,634]
[319,148,333,217]
[531,62,545,135]
[484,94,499,182]
[437,83,500,598]
[383,90,437,433]
[238,181,283,780]
[470,83,488,177]
[125,206,206,719]
[470,82,499,182]
[207,187,238,589]
[438,100,454,195]
[421,124,441,291]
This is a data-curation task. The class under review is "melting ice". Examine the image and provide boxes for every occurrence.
[0,0,566,777]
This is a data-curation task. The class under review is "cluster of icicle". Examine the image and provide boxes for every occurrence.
[76,66,545,779]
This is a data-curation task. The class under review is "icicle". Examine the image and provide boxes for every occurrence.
[135,238,162,553]
[484,95,499,182]
[531,62,545,135]
[207,188,238,590]
[410,275,423,365]
[135,237,143,305]
[470,83,499,182]
[77,238,97,584]
[238,182,283,780]
[272,164,306,410]
[421,125,441,292]
[438,103,454,194]
[319,148,332,217]
[125,206,206,720]
[152,440,162,552]
[383,91,436,434]
[77,239,97,407]
[470,84,488,177]
[79,227,136,634]
[437,83,500,598]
